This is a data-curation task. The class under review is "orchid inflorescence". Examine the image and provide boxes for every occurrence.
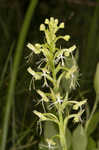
[27,17,86,150]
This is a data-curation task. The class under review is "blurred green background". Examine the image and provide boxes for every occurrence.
[0,0,99,150]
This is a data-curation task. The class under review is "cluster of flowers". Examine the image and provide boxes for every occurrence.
[27,17,86,149]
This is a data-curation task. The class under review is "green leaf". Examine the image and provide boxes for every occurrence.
[94,63,99,95]
[44,122,58,140]
[1,0,38,150]
[72,125,87,150]
[87,111,99,136]
[44,122,61,150]
[87,137,96,150]
[97,140,99,148]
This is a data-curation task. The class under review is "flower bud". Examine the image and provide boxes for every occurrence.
[40,24,45,31]
[55,19,58,25]
[35,43,41,48]
[73,116,79,123]
[27,43,34,51]
[73,104,79,110]
[63,35,70,41]
[59,22,64,28]
[45,18,49,24]
[68,45,76,52]
[50,17,54,23]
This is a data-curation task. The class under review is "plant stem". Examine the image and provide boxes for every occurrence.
[85,94,99,132]
[59,109,67,150]
[0,1,38,150]
[50,42,67,150]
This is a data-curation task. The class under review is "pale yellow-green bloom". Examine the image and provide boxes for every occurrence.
[27,67,41,80]
[37,90,49,102]
[40,24,45,31]
[59,22,64,28]
[73,99,87,110]
[45,18,49,24]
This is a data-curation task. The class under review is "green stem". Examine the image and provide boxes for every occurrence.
[0,41,15,89]
[59,109,67,150]
[85,94,99,132]
[49,42,67,150]
[0,1,38,150]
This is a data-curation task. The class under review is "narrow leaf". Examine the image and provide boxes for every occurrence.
[87,111,99,136]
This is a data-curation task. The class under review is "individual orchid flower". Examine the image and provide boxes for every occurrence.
[36,90,49,112]
[65,65,78,79]
[55,53,65,66]
[27,43,41,54]
[73,99,87,110]
[48,93,63,110]
[64,45,76,57]
[46,138,57,150]
[40,67,50,87]
[27,67,42,89]
[69,72,79,89]
[55,47,65,66]
[73,109,85,123]
[39,138,57,150]
[27,67,42,80]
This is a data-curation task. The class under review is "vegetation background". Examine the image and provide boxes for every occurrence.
[0,0,99,150]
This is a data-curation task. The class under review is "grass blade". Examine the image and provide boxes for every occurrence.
[0,0,38,150]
